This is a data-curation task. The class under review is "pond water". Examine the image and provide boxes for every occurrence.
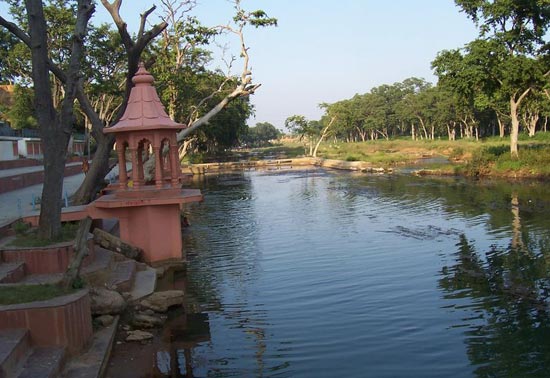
[144,169,550,377]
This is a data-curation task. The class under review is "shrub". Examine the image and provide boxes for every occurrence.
[484,145,508,157]
[188,153,205,164]
[9,222,79,247]
[464,148,495,176]
[12,220,31,235]
[448,147,464,160]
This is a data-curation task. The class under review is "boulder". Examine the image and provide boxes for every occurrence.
[90,287,127,315]
[126,330,153,342]
[140,290,184,313]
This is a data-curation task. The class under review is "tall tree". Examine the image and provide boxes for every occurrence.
[454,0,550,157]
[285,113,335,157]
[0,0,94,238]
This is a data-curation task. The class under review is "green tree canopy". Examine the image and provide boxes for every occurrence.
[244,121,280,147]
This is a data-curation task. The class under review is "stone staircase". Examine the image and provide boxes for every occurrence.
[0,262,25,284]
[80,246,157,302]
[0,229,157,378]
[0,329,65,378]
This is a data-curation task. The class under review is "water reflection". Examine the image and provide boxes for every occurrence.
[153,310,211,377]
[439,191,550,378]
[165,171,550,376]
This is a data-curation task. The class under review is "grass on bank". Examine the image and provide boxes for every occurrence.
[253,133,550,178]
[184,132,550,177]
[0,284,76,305]
[317,138,500,164]
[459,143,550,178]
[8,221,79,248]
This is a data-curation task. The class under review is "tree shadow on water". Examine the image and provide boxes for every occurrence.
[439,191,550,378]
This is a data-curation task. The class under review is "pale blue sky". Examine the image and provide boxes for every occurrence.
[2,0,479,129]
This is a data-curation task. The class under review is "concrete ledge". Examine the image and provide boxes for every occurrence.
[185,157,393,174]
[186,157,316,174]
[0,163,83,194]
[0,159,41,170]
[0,236,95,275]
[21,205,88,227]
[0,289,93,355]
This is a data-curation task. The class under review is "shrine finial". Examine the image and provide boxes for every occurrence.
[132,62,154,85]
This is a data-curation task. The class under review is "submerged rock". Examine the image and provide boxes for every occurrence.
[132,313,165,328]
[140,290,184,313]
[126,330,154,342]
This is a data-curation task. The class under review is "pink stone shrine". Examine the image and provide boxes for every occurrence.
[88,63,202,264]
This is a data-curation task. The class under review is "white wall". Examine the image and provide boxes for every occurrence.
[0,140,17,160]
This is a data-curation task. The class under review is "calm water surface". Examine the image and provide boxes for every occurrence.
[171,169,550,377]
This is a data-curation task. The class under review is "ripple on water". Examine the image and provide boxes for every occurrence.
[177,170,550,378]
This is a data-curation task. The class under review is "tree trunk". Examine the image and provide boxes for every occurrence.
[60,216,92,290]
[418,117,428,139]
[39,140,69,238]
[312,118,335,158]
[26,0,65,239]
[24,0,94,238]
[447,124,456,141]
[509,89,531,158]
[73,133,115,204]
[526,112,538,137]
[510,98,520,158]
[496,113,506,138]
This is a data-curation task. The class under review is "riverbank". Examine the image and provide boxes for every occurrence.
[205,135,550,180]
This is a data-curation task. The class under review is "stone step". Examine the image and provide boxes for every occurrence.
[16,346,65,378]
[107,260,136,292]
[62,316,119,378]
[80,247,114,286]
[0,262,26,284]
[16,273,63,285]
[0,328,30,378]
[127,266,157,302]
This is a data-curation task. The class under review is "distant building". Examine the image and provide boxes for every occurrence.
[0,124,86,161]
[0,137,18,161]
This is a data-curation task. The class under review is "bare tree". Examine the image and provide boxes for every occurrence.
[71,0,168,204]
[177,2,276,145]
